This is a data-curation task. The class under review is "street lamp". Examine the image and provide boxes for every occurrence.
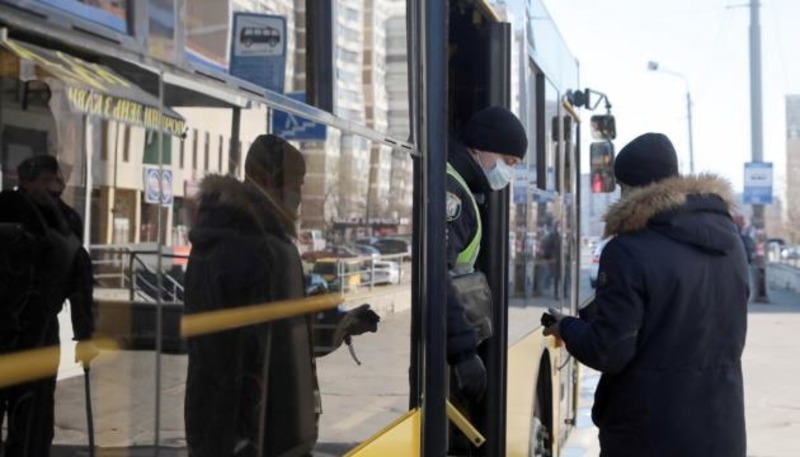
[647,61,695,175]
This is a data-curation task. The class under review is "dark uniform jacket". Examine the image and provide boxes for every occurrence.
[184,175,317,457]
[559,175,748,457]
[445,139,491,364]
[0,190,93,352]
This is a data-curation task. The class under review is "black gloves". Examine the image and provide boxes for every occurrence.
[454,354,487,400]
[332,304,380,348]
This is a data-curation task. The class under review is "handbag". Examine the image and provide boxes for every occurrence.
[451,271,493,343]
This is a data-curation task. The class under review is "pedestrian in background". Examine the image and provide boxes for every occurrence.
[544,133,748,457]
[0,155,96,457]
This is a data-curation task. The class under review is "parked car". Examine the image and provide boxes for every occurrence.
[370,238,411,258]
[312,258,362,292]
[305,273,329,296]
[589,238,611,288]
[349,243,381,260]
[363,260,401,285]
[781,245,800,260]
[301,244,360,262]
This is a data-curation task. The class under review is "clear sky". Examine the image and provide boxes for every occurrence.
[539,0,800,199]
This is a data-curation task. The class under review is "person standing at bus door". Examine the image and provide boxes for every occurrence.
[446,106,527,402]
[183,134,377,457]
[544,133,748,457]
[0,155,97,457]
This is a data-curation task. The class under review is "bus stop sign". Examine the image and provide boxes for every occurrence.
[230,13,287,94]
[743,162,773,205]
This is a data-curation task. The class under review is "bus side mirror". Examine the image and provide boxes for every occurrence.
[590,141,616,193]
[590,115,616,140]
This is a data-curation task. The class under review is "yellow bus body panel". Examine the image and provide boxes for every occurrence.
[506,329,544,455]
[348,330,564,456]
[345,409,421,457]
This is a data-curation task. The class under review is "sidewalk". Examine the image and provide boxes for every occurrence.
[561,285,800,457]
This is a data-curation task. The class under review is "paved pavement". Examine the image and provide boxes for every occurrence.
[561,284,800,457]
[37,275,800,456]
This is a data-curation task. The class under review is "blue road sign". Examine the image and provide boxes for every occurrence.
[230,13,286,94]
[271,92,327,141]
[144,166,173,207]
[743,162,773,205]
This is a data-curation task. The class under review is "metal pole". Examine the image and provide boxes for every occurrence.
[686,90,695,175]
[750,0,768,302]
[420,0,449,454]
[229,107,241,176]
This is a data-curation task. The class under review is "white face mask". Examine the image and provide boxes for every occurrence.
[483,158,515,190]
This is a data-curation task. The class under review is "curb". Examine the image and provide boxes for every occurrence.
[561,367,601,456]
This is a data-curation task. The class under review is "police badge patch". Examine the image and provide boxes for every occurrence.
[446,192,462,221]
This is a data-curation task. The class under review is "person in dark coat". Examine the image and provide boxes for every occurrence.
[446,107,527,400]
[183,134,377,457]
[544,133,748,457]
[0,155,96,457]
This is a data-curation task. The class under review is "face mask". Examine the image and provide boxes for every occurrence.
[483,158,515,190]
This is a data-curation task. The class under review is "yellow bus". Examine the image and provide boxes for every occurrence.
[0,0,602,455]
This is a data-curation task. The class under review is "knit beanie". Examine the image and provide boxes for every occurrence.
[614,133,679,187]
[460,106,528,159]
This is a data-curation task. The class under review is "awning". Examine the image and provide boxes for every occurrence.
[0,39,186,137]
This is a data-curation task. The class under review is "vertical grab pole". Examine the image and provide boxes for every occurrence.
[419,0,449,455]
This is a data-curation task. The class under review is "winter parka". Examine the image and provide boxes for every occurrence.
[560,175,749,457]
[183,175,317,457]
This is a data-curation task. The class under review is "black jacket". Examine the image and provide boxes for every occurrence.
[0,190,93,350]
[445,139,492,363]
[560,175,748,457]
[184,175,317,457]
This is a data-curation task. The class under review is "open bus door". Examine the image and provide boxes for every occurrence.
[448,4,512,455]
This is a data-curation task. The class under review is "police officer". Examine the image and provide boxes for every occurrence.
[446,107,527,400]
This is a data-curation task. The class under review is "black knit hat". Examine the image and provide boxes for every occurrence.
[460,106,528,159]
[614,133,679,187]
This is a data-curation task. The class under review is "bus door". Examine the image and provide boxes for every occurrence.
[448,3,512,454]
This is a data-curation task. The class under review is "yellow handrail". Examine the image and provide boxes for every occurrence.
[0,337,118,389]
[180,293,343,338]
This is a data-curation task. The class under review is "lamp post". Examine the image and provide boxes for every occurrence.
[647,61,695,175]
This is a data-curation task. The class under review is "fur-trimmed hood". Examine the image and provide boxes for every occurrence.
[189,174,293,247]
[604,174,739,255]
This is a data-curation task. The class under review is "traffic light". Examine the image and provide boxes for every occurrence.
[590,141,616,193]
[590,114,616,140]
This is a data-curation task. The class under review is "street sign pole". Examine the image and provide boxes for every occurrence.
[749,0,768,303]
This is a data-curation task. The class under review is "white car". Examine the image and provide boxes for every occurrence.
[364,260,401,285]
[589,238,611,288]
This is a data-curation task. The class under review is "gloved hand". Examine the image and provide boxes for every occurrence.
[454,354,487,400]
[333,304,380,348]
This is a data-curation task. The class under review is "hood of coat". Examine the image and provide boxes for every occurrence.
[603,174,739,255]
[189,174,293,248]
